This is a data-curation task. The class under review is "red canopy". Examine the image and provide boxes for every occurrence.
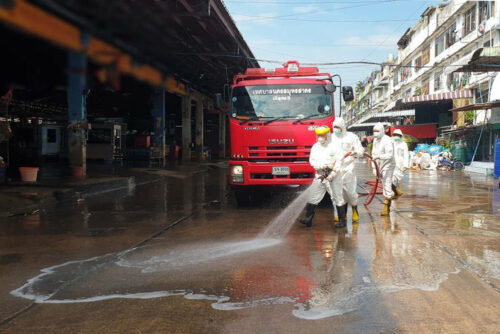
[391,124,436,139]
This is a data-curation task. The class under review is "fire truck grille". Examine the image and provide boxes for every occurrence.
[247,145,310,161]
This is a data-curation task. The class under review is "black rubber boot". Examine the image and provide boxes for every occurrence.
[299,203,317,227]
[335,205,347,228]
[392,184,403,199]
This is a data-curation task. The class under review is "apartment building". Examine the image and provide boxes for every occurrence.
[347,0,500,161]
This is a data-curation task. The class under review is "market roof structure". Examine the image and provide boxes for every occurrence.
[26,0,258,94]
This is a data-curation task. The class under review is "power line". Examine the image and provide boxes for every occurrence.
[168,52,486,71]
[232,0,402,23]
[233,14,418,23]
[225,0,425,4]
[360,0,431,61]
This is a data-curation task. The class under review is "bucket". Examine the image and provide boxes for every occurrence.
[19,167,39,182]
[71,166,84,178]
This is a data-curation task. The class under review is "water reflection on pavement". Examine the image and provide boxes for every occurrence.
[1,165,500,333]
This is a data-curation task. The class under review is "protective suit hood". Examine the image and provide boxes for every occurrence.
[332,118,347,134]
[315,125,331,146]
[373,122,385,135]
[393,129,403,137]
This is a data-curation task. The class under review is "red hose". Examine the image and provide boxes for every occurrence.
[362,153,381,206]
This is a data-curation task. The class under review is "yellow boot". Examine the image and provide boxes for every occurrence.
[380,199,391,216]
[352,205,359,222]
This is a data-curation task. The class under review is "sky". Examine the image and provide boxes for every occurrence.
[224,0,444,108]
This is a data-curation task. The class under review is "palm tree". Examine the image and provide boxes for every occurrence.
[355,81,364,94]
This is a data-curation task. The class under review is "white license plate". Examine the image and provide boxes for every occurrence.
[272,167,290,175]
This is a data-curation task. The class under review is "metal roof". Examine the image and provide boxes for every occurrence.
[454,47,500,73]
[348,122,390,130]
[28,0,258,94]
[449,101,500,112]
[402,90,474,103]
[371,110,415,118]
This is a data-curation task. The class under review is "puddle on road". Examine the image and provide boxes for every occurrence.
[11,230,461,320]
[9,181,465,320]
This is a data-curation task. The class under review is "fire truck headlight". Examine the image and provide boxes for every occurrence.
[231,165,244,183]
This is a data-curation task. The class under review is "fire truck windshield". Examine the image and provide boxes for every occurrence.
[230,84,333,120]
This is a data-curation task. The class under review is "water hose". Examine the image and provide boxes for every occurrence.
[359,153,381,206]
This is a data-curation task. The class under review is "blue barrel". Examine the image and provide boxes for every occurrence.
[495,138,500,179]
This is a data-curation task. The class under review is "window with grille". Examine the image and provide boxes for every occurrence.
[393,71,400,86]
[422,80,430,95]
[479,1,491,24]
[463,5,476,37]
[447,73,454,90]
[422,46,430,65]
[435,33,445,56]
[434,71,442,91]
[414,55,423,72]
[445,23,457,48]
[401,63,411,81]
[436,23,457,57]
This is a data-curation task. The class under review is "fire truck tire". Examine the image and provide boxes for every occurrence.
[234,187,252,207]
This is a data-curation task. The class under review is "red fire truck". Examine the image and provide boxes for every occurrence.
[228,60,353,205]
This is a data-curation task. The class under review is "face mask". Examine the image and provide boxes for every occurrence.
[334,129,342,136]
[393,136,402,142]
[318,137,326,144]
[373,131,381,138]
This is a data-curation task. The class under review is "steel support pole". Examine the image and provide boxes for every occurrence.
[67,51,87,176]
[182,96,192,161]
[152,88,166,167]
[219,112,226,158]
[195,99,204,160]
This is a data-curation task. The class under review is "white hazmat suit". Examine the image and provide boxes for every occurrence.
[371,123,395,200]
[392,134,409,187]
[299,127,344,227]
[308,135,343,206]
[332,118,364,207]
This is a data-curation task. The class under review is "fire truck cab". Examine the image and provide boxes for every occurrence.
[228,61,353,205]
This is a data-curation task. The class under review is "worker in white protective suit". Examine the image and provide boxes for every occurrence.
[391,129,408,199]
[299,126,344,227]
[371,123,395,216]
[332,117,364,223]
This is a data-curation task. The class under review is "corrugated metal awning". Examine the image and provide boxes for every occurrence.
[348,122,390,130]
[449,101,500,112]
[402,90,473,103]
[454,47,500,72]
[372,109,415,118]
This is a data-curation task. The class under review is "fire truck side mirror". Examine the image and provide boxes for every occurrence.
[342,86,354,102]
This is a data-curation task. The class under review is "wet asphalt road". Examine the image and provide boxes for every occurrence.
[0,164,499,333]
